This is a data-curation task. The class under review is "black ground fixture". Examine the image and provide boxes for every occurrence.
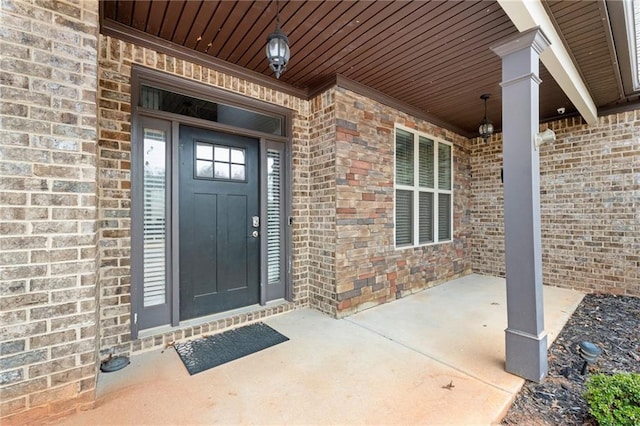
[100,355,130,373]
[578,341,602,375]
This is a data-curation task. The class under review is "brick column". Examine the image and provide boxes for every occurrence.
[0,0,100,421]
[491,27,551,382]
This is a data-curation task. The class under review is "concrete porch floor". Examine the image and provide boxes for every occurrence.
[56,274,583,425]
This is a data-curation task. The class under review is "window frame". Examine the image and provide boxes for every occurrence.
[394,124,454,248]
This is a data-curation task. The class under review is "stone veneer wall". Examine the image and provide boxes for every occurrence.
[97,36,312,357]
[333,87,473,316]
[472,111,640,296]
[0,0,100,422]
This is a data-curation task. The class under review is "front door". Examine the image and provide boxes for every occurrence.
[179,125,260,320]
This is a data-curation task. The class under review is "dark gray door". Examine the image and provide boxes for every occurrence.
[179,125,260,320]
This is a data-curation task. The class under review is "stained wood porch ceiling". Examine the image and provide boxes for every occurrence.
[101,0,638,137]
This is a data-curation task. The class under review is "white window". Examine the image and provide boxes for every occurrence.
[394,126,453,247]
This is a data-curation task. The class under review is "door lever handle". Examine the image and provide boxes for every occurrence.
[252,216,260,228]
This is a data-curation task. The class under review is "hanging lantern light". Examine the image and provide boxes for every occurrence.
[478,94,494,142]
[266,0,290,79]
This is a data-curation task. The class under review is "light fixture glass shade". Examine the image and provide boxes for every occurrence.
[479,121,494,141]
[479,94,494,142]
[266,24,290,79]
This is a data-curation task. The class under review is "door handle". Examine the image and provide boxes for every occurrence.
[252,231,259,238]
[252,216,260,228]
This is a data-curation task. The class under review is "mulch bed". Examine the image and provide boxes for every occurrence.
[501,293,640,425]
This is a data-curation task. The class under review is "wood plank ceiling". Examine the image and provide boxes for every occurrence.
[101,0,632,137]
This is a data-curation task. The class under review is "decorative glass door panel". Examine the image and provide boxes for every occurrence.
[267,150,282,285]
[134,117,172,332]
[264,143,286,300]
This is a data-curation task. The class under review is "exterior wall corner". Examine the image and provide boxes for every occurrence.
[0,0,101,421]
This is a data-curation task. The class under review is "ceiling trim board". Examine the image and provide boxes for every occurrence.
[101,15,470,138]
[335,75,473,139]
[100,16,309,100]
[597,100,640,116]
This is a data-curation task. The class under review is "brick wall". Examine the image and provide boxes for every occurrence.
[0,0,100,422]
[308,89,337,315]
[290,109,312,306]
[471,112,640,296]
[95,35,132,357]
[96,36,312,357]
[333,87,473,316]
[469,132,505,277]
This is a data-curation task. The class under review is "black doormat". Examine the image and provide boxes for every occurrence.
[174,322,289,375]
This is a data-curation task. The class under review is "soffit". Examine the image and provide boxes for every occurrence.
[545,0,624,108]
[101,0,638,137]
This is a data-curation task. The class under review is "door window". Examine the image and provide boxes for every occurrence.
[195,142,246,181]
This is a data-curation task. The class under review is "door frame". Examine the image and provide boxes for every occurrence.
[130,66,293,338]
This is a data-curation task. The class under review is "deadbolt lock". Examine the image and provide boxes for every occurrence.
[252,231,259,238]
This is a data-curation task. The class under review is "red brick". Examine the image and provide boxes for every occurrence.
[336,208,356,214]
[336,126,359,136]
[351,160,371,170]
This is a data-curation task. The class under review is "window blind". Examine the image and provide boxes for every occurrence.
[267,150,281,284]
[142,128,167,307]
[419,137,434,188]
[438,193,451,240]
[438,144,452,190]
[395,129,414,186]
[419,192,434,244]
[395,189,413,246]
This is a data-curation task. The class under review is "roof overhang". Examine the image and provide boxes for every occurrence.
[498,0,599,125]
[607,0,640,96]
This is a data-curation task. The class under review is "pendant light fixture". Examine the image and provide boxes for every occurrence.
[478,94,494,142]
[266,0,290,79]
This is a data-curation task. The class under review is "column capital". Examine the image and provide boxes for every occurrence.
[490,26,551,58]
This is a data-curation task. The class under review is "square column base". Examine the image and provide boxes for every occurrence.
[505,328,548,382]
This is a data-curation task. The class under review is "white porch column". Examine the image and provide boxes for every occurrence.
[491,27,551,382]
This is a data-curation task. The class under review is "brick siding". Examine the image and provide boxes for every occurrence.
[0,0,100,422]
[472,112,640,296]
[4,1,638,421]
[308,89,337,315]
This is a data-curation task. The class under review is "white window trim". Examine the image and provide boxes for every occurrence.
[394,124,454,249]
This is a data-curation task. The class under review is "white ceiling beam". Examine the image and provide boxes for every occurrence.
[498,0,598,125]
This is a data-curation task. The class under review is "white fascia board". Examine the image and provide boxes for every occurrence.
[498,0,598,125]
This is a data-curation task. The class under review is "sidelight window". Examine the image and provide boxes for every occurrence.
[142,128,168,307]
[267,149,282,284]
